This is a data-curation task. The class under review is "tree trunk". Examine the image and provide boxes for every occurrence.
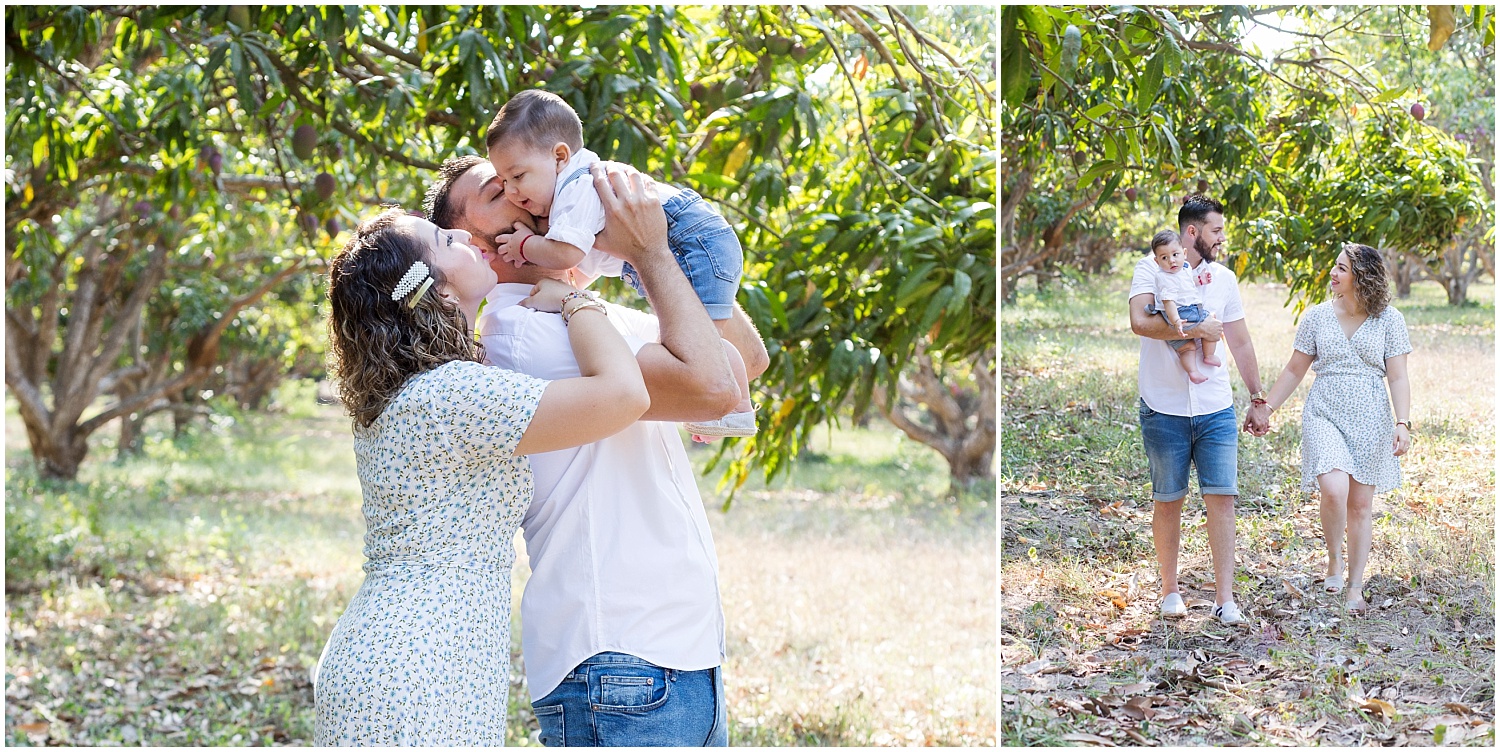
[874,344,996,496]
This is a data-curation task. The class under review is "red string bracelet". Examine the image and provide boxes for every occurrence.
[519,234,532,264]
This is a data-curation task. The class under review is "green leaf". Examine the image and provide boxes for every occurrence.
[1136,50,1164,112]
[1370,86,1409,104]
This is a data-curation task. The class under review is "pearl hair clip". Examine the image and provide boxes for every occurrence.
[392,261,434,309]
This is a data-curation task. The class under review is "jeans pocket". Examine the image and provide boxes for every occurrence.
[1138,398,1156,419]
[533,704,565,747]
[678,226,743,284]
[596,668,671,711]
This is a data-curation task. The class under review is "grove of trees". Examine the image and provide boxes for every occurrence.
[1002,5,1493,310]
[6,6,996,491]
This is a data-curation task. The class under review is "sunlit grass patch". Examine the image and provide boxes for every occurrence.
[1002,269,1494,747]
[7,386,993,746]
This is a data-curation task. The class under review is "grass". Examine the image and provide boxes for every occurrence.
[1000,259,1495,746]
[4,381,995,746]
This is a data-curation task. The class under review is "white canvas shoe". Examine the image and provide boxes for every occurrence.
[1214,601,1245,625]
[682,409,758,437]
[1160,592,1187,618]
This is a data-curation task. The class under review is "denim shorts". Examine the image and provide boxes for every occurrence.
[531,652,728,747]
[1147,301,1206,352]
[1139,400,1239,501]
[620,189,743,320]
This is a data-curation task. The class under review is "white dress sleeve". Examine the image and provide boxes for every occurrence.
[432,360,548,460]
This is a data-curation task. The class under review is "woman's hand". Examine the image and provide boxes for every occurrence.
[519,278,577,313]
[1393,424,1410,456]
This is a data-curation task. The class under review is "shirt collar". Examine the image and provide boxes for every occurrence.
[485,282,534,310]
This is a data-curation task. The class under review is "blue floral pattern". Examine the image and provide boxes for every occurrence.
[314,360,547,745]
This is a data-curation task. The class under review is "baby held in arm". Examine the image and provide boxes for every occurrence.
[485,89,757,437]
[1147,230,1220,384]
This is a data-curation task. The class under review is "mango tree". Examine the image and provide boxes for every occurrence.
[7,5,994,491]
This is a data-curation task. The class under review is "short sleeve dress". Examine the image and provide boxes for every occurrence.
[313,360,548,746]
[1291,302,1412,493]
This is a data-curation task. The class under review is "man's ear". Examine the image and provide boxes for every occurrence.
[553,142,572,170]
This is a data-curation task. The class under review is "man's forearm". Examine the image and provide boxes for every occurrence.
[1221,319,1263,393]
[632,251,739,419]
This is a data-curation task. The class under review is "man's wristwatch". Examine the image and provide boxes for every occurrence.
[1249,390,1268,406]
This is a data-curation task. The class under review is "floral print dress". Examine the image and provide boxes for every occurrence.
[1292,302,1412,494]
[314,360,547,746]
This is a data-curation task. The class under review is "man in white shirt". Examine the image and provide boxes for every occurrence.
[425,155,761,746]
[1128,195,1271,626]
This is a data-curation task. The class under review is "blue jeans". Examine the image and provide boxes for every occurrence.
[1139,400,1239,501]
[531,653,728,747]
[621,189,743,321]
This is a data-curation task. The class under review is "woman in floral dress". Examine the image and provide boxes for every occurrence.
[313,208,649,745]
[1263,243,1412,613]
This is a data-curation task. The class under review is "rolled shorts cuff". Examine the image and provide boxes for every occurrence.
[1152,488,1189,503]
[1199,486,1239,497]
[704,302,734,320]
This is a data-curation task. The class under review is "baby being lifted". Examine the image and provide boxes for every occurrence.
[484,89,757,437]
[1147,229,1220,384]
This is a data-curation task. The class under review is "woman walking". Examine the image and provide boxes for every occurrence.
[1262,243,1412,613]
[313,207,649,744]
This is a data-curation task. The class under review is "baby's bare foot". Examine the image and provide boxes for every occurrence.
[1188,370,1208,384]
[1202,355,1222,367]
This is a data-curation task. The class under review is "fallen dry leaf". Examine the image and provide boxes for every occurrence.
[1061,732,1118,746]
[1101,589,1128,610]
[1358,697,1396,722]
[1443,702,1473,715]
[16,722,49,737]
[1283,579,1307,600]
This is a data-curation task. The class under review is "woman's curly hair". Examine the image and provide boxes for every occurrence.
[1342,242,1392,318]
[326,208,485,428]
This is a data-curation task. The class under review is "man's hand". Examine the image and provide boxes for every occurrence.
[1195,315,1223,341]
[591,162,667,266]
[1242,401,1271,436]
[496,222,537,268]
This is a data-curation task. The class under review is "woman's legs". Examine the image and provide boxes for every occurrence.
[1344,478,1376,610]
[1317,470,1349,585]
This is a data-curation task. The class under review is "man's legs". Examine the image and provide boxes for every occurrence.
[1192,406,1240,608]
[531,653,725,747]
[1139,400,1191,601]
[1203,494,1237,606]
[1152,498,1185,598]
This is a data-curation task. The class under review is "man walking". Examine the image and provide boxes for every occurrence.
[1128,195,1271,625]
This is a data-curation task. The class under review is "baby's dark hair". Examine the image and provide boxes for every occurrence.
[1150,229,1180,254]
[484,89,584,154]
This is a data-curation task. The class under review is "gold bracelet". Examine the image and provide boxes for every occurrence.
[561,300,607,326]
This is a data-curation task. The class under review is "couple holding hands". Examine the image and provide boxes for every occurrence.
[1132,196,1412,624]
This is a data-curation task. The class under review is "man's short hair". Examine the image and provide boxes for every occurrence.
[1178,195,1225,232]
[1150,229,1180,253]
[423,155,486,232]
[484,89,584,153]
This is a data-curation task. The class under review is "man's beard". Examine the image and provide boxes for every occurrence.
[1195,233,1219,263]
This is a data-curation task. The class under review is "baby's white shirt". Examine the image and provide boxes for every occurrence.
[545,147,680,285]
[1154,265,1201,308]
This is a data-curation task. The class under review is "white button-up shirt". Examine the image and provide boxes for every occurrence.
[1130,256,1245,417]
[545,147,682,286]
[475,283,727,701]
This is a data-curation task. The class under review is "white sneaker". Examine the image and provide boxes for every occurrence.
[682,409,758,437]
[1160,592,1187,618]
[1214,601,1245,625]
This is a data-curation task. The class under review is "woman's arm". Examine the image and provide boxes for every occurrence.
[514,281,649,455]
[1386,353,1410,456]
[1264,349,1314,414]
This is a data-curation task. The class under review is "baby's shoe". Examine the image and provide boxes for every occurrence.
[683,409,758,438]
